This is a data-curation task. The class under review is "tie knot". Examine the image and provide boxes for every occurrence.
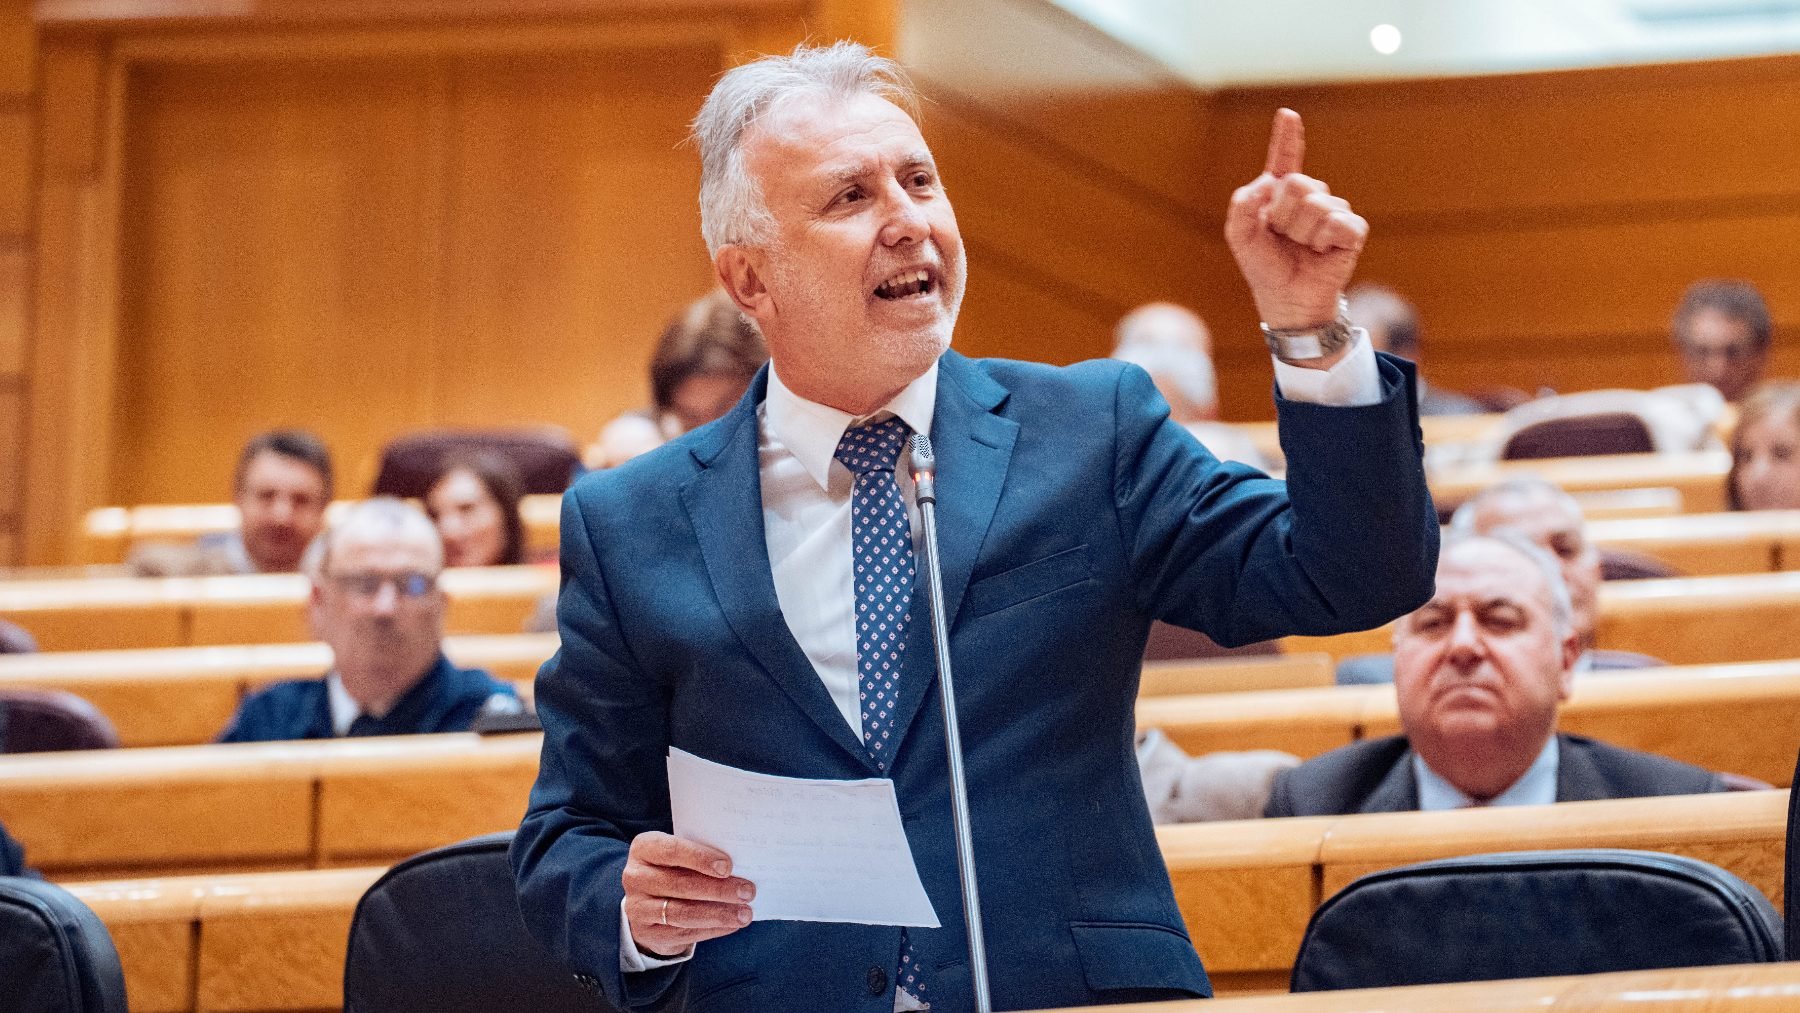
[834,417,912,476]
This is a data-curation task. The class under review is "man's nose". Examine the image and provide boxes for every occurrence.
[1444,610,1484,667]
[878,187,928,246]
[268,496,297,525]
[367,580,400,615]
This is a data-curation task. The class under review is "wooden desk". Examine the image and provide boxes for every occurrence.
[59,791,1786,1011]
[82,497,564,566]
[0,567,559,651]
[1027,962,1800,1011]
[1429,451,1730,514]
[0,734,538,877]
[1139,654,1334,696]
[1284,570,1800,665]
[1586,509,1800,576]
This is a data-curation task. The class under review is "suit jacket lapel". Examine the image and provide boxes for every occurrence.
[1362,748,1422,813]
[884,351,1017,762]
[681,372,875,770]
[1552,735,1598,802]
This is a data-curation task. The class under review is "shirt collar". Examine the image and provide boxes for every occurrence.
[324,671,359,736]
[763,359,939,492]
[1414,735,1560,810]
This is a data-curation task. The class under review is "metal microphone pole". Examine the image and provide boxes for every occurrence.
[908,433,992,1013]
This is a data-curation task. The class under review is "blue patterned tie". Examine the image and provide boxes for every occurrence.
[835,417,927,1010]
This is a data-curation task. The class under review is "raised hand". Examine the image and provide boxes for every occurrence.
[1224,108,1368,332]
[622,831,756,957]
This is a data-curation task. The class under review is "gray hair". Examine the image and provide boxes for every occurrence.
[301,497,444,581]
[1448,476,1585,533]
[691,42,920,256]
[1423,530,1575,640]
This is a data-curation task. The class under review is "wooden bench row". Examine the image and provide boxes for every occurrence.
[74,449,1739,570]
[64,789,1787,1011]
[0,734,539,879]
[0,633,557,747]
[1285,569,1800,666]
[2,659,1788,880]
[1058,963,1800,1012]
[0,565,558,651]
[1138,659,1800,790]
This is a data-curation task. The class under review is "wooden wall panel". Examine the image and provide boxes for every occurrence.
[1195,55,1800,419]
[0,109,31,235]
[0,245,23,377]
[434,46,716,438]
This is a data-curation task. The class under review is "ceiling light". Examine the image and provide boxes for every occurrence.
[1370,23,1403,55]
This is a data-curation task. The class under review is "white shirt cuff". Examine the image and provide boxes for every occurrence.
[618,897,694,972]
[1270,329,1382,408]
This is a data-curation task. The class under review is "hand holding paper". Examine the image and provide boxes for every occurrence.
[667,748,940,927]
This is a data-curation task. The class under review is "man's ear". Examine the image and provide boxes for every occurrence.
[1556,631,1580,700]
[715,246,773,323]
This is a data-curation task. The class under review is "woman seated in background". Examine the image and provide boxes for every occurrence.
[423,453,526,567]
[1728,382,1800,510]
[590,288,769,468]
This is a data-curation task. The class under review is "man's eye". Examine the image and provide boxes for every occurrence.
[909,172,934,188]
[836,187,865,205]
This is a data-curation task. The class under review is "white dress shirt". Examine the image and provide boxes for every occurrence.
[619,336,1382,975]
[1414,736,1560,810]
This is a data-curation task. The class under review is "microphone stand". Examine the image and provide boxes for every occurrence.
[909,434,992,1013]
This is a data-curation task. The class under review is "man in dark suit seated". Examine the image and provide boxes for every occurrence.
[1270,532,1723,816]
[219,498,519,743]
[1338,476,1662,683]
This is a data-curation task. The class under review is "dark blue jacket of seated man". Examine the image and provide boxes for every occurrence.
[219,655,517,743]
[219,496,521,744]
[1,818,31,878]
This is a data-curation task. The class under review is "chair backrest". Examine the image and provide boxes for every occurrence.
[343,832,609,1013]
[1786,748,1800,958]
[372,429,580,498]
[0,620,37,655]
[0,691,120,753]
[1291,848,1782,992]
[0,877,128,1013]
[1502,412,1657,460]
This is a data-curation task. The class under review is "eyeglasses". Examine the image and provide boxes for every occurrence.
[1678,341,1760,363]
[326,571,438,599]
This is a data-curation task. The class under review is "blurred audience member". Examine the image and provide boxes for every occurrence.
[219,498,519,743]
[592,290,768,468]
[1340,477,1661,683]
[424,453,525,567]
[1728,381,1800,510]
[1267,533,1724,816]
[1672,280,1772,402]
[131,429,333,577]
[1111,301,1270,469]
[1348,282,1483,416]
[0,620,35,655]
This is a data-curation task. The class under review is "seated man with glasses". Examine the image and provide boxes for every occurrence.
[219,497,521,743]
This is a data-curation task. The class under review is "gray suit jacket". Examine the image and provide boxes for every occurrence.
[1264,733,1725,817]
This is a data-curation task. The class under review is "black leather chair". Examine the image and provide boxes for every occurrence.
[0,691,120,754]
[0,877,128,1013]
[343,832,610,1013]
[372,429,581,498]
[1291,849,1782,992]
[1785,748,1800,959]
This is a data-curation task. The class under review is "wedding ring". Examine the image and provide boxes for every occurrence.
[660,898,670,925]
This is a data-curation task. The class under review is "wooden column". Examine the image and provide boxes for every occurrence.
[0,3,38,566]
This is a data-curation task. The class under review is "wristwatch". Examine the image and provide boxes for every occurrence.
[1261,296,1357,362]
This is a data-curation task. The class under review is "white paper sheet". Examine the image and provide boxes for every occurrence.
[666,747,940,927]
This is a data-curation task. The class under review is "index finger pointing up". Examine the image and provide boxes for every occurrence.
[1264,107,1305,177]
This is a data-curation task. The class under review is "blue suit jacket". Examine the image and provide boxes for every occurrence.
[218,656,515,743]
[513,350,1437,1011]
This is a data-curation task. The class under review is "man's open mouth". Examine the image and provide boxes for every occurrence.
[874,269,937,300]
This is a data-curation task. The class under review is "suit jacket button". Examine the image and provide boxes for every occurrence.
[867,966,889,995]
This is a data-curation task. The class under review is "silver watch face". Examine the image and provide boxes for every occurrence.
[1276,334,1326,359]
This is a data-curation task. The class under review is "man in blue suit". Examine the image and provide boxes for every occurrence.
[513,42,1437,1011]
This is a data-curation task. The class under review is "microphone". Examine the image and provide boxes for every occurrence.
[908,434,992,1013]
